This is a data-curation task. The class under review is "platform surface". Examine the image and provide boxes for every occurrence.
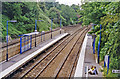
[0,33,68,78]
[74,34,88,77]
[74,34,103,78]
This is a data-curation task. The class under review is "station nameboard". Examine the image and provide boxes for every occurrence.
[112,70,120,73]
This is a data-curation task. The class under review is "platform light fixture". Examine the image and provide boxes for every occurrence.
[92,24,102,64]
[35,20,43,47]
[51,19,53,39]
[6,20,17,61]
[97,24,102,64]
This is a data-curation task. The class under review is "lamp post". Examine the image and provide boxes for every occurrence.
[91,24,102,64]
[92,34,96,54]
[35,20,43,47]
[91,24,96,54]
[97,24,102,64]
[6,20,17,61]
[60,18,62,34]
[51,19,53,39]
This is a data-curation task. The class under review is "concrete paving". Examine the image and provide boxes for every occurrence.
[0,33,68,78]
[83,34,103,77]
[74,33,103,78]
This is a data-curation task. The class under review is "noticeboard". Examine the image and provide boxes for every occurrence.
[104,55,110,74]
[104,55,109,66]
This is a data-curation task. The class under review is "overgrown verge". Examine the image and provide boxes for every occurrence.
[2,2,80,42]
[78,2,120,77]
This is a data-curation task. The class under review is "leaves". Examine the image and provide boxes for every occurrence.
[79,2,120,75]
[2,2,79,41]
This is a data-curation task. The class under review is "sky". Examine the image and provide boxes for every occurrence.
[55,0,81,6]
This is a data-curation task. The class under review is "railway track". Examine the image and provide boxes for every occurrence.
[36,27,89,78]
[56,28,89,78]
[8,26,90,79]
[8,26,84,78]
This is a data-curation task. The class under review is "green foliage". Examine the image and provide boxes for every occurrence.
[78,2,108,25]
[2,2,79,41]
[58,5,78,25]
[79,1,120,76]
[95,34,99,51]
[103,67,119,77]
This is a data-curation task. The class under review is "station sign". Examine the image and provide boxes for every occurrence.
[112,70,120,73]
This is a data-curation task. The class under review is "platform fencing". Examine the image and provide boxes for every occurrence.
[0,29,64,62]
[20,35,32,54]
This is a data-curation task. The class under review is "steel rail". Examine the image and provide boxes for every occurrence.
[19,27,84,79]
[35,28,87,79]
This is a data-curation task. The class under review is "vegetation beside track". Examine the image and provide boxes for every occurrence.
[78,2,120,77]
[1,2,80,41]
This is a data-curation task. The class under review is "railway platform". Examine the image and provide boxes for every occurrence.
[74,33,103,78]
[0,33,68,78]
